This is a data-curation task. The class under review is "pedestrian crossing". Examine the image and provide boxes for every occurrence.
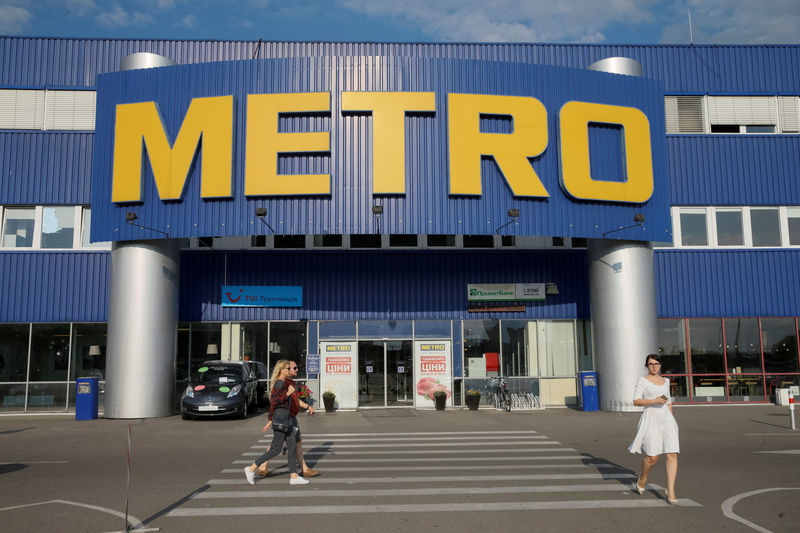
[166,429,700,519]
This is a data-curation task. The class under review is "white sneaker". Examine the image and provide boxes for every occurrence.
[289,476,309,485]
[244,466,255,485]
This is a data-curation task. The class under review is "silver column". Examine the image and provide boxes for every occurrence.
[104,52,179,418]
[587,56,657,411]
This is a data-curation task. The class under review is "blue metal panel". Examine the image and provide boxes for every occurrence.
[91,56,669,242]
[179,250,590,322]
[655,250,800,318]
[2,38,799,94]
[0,252,109,322]
[668,136,800,206]
[0,133,94,204]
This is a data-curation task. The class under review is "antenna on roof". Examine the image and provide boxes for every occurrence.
[687,1,694,45]
[252,38,263,60]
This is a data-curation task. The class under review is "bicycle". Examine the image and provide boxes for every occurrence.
[489,376,512,412]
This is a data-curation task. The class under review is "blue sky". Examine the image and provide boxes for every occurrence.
[2,0,799,44]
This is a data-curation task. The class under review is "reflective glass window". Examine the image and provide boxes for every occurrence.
[463,320,499,377]
[358,320,412,339]
[727,375,765,402]
[679,211,707,246]
[787,207,800,246]
[414,320,451,338]
[501,320,529,377]
[657,319,687,374]
[190,323,222,376]
[269,322,307,378]
[176,323,190,381]
[691,375,726,402]
[761,318,799,373]
[535,321,576,377]
[724,318,762,373]
[69,323,106,380]
[668,376,690,403]
[29,324,70,381]
[240,323,267,367]
[319,321,356,339]
[2,207,35,248]
[576,320,593,372]
[41,206,75,248]
[715,209,743,246]
[80,208,109,248]
[751,208,781,247]
[689,319,724,373]
[0,324,29,382]
[0,383,27,412]
[27,382,67,411]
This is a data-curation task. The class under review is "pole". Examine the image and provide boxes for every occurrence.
[789,390,796,431]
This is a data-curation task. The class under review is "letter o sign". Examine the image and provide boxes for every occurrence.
[559,101,654,203]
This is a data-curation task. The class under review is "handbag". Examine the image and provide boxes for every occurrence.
[272,408,294,434]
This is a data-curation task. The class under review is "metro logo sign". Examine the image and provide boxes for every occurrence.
[110,92,653,204]
[91,56,670,243]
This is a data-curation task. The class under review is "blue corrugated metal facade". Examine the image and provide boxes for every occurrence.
[0,40,797,333]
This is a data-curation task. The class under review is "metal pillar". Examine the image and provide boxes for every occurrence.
[104,53,179,418]
[587,56,658,411]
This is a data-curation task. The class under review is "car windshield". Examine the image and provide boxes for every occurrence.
[193,366,241,385]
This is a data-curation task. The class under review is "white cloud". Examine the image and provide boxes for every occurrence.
[663,0,800,44]
[0,2,33,34]
[179,13,197,29]
[337,0,659,43]
[63,0,96,17]
[95,3,154,27]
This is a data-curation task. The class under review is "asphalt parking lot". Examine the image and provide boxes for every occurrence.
[1,404,798,532]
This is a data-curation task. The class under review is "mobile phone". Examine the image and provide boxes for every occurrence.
[660,394,668,400]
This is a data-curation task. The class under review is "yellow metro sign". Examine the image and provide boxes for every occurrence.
[111,91,654,204]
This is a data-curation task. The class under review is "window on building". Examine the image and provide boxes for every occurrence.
[689,319,725,374]
[69,323,106,381]
[707,96,777,134]
[28,323,71,382]
[319,321,356,339]
[0,89,96,131]
[426,234,456,247]
[750,208,781,247]
[80,208,110,248]
[715,209,744,246]
[786,207,800,246]
[313,234,342,247]
[250,235,267,248]
[189,323,221,376]
[274,235,306,248]
[724,318,762,374]
[389,234,418,247]
[463,235,494,248]
[761,318,799,373]
[350,234,381,248]
[500,320,529,377]
[0,324,29,383]
[778,96,800,133]
[2,207,35,248]
[657,319,687,375]
[462,320,500,377]
[664,95,705,134]
[41,206,75,249]
[679,209,708,246]
[269,322,307,378]
[414,320,451,338]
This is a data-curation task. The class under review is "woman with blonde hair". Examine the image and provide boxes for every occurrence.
[629,353,680,505]
[244,359,316,485]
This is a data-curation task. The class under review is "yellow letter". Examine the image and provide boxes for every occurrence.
[245,92,331,196]
[112,96,233,202]
[448,94,549,197]
[559,101,654,203]
[341,92,435,194]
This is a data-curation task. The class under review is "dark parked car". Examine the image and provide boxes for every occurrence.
[181,361,258,419]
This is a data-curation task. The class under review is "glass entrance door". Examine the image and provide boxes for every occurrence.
[358,340,413,407]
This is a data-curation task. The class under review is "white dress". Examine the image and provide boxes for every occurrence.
[628,376,680,455]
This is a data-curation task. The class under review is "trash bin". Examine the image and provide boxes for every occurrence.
[579,371,599,412]
[75,377,99,420]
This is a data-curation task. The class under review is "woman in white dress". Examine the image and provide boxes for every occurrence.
[628,353,680,505]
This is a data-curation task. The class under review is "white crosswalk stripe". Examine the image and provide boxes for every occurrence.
[166,430,701,519]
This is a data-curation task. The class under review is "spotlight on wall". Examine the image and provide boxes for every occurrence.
[124,211,169,237]
[254,207,275,233]
[372,205,384,215]
[508,208,520,218]
[602,213,646,237]
[634,213,645,224]
[125,212,138,222]
[495,208,520,234]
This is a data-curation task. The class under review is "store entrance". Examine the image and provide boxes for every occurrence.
[358,340,413,407]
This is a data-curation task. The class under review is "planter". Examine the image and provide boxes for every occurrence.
[323,396,335,412]
[434,394,447,411]
[466,394,481,410]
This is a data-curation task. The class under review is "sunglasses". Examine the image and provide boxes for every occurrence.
[289,366,298,370]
